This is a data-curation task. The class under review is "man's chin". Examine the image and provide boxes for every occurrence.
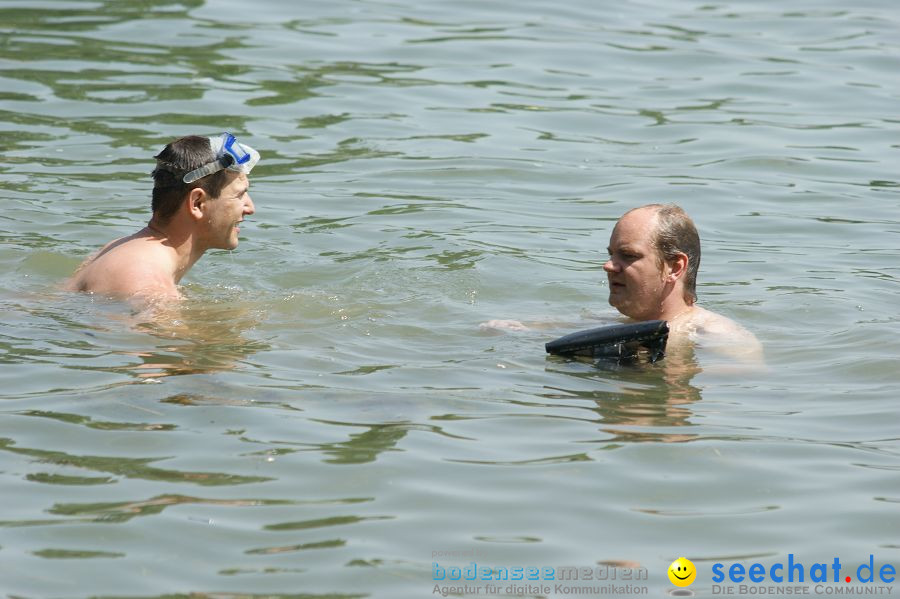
[608,297,641,320]
[608,295,625,312]
[213,240,239,251]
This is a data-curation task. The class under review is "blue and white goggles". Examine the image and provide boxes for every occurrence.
[182,132,260,184]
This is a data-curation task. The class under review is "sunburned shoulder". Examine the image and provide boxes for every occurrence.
[675,306,764,363]
[66,237,179,301]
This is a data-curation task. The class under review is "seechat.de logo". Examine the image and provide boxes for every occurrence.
[711,554,896,585]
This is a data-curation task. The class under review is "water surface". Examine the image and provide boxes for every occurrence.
[1,0,899,597]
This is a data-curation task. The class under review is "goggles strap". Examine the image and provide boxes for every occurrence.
[182,154,234,184]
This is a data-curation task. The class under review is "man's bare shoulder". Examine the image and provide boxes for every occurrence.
[66,236,179,300]
[687,307,747,334]
[679,306,763,362]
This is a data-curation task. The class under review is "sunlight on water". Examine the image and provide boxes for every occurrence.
[1,0,899,597]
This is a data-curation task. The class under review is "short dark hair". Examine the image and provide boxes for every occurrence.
[151,135,230,223]
[643,203,701,302]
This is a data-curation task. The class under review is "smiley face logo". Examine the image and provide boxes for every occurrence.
[668,557,696,587]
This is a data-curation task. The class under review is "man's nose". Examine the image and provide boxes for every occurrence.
[603,258,618,273]
[244,193,255,215]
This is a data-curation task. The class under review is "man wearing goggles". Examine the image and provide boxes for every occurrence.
[66,133,260,302]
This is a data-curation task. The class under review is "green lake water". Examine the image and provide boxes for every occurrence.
[1,1,899,597]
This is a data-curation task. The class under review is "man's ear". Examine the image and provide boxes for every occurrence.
[666,252,689,282]
[186,187,207,221]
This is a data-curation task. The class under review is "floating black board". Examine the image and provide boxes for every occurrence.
[545,320,669,363]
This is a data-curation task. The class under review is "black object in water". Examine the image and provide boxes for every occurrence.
[545,320,669,363]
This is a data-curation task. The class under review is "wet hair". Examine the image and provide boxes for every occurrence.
[151,135,230,223]
[632,203,701,302]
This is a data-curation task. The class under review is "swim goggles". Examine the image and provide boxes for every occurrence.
[182,132,260,183]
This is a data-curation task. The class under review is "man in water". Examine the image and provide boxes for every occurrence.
[602,203,759,352]
[66,133,259,303]
[484,204,762,357]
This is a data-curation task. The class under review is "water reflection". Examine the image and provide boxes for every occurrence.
[3,287,270,388]
[236,420,453,465]
[47,494,295,524]
[18,409,176,431]
[319,423,409,464]
[243,538,346,556]
[0,437,272,487]
[543,345,702,443]
[1,0,897,595]
[126,297,271,379]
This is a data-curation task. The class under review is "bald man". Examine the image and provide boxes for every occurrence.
[602,204,760,355]
[484,203,762,359]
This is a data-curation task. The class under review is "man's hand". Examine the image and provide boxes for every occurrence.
[479,319,530,332]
